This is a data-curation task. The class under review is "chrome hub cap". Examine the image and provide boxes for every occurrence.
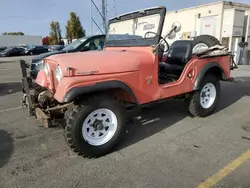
[82,108,118,146]
[200,83,216,109]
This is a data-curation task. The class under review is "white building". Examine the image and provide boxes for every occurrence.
[0,35,42,47]
[163,1,250,55]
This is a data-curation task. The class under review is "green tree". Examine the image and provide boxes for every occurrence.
[49,21,60,45]
[65,12,85,41]
[66,20,72,43]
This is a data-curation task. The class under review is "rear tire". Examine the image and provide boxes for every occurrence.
[188,74,220,117]
[65,94,126,158]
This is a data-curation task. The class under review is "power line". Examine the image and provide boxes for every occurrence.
[90,0,118,35]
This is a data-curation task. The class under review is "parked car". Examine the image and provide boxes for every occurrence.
[29,34,105,79]
[18,44,30,51]
[0,46,24,57]
[48,45,65,52]
[0,47,7,52]
[22,45,49,55]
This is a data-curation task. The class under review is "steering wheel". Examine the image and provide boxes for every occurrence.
[144,31,169,53]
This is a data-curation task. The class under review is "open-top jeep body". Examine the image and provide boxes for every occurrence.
[21,6,236,158]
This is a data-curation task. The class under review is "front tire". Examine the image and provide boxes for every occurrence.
[65,94,126,158]
[189,74,220,117]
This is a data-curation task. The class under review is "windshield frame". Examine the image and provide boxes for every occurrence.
[105,6,166,47]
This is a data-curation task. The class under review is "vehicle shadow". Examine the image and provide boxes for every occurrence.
[0,82,22,96]
[216,77,250,113]
[0,130,14,168]
[117,76,250,151]
[119,100,189,149]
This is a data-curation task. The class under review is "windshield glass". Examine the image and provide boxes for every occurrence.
[27,45,36,50]
[107,13,161,41]
[1,47,13,53]
[62,38,87,51]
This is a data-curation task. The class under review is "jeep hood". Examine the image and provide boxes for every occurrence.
[45,50,143,75]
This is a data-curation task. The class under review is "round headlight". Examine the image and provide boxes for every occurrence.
[44,62,50,76]
[55,66,62,82]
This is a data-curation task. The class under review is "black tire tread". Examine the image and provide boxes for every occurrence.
[193,35,221,47]
[188,74,220,117]
[188,92,204,117]
[65,94,126,158]
[65,105,83,155]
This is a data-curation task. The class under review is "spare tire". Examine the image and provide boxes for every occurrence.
[192,35,221,54]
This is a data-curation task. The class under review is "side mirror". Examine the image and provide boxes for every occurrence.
[168,32,176,40]
[171,22,182,33]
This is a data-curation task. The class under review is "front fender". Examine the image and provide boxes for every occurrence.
[193,62,225,90]
[62,80,138,103]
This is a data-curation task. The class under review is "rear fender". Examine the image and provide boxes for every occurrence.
[193,62,225,90]
[62,80,138,104]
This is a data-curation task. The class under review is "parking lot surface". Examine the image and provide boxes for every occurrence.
[0,55,34,64]
[0,60,250,188]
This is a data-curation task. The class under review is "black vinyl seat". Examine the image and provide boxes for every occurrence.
[159,40,193,76]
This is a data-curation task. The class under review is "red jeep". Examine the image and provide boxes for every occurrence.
[21,6,236,158]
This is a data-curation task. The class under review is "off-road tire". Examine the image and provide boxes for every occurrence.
[188,74,220,117]
[192,35,221,48]
[65,94,126,158]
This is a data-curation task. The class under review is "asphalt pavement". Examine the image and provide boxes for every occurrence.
[0,61,250,188]
[0,55,34,63]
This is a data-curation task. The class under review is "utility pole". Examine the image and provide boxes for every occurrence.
[101,0,107,34]
[90,0,108,35]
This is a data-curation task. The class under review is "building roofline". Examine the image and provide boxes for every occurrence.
[166,1,223,14]
[166,1,250,14]
[223,1,250,9]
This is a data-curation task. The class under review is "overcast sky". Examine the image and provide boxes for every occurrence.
[0,0,249,37]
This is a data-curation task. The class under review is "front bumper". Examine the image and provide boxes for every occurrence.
[20,60,72,128]
[20,60,52,127]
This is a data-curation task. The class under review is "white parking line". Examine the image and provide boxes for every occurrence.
[0,106,22,113]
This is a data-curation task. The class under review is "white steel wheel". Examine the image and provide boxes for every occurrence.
[192,43,209,54]
[82,108,118,146]
[200,83,217,109]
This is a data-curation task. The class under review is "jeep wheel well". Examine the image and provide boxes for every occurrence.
[63,81,138,105]
[74,89,137,104]
[193,63,225,90]
[205,66,224,80]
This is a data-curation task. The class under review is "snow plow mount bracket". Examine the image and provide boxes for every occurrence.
[20,60,53,128]
[20,60,34,117]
